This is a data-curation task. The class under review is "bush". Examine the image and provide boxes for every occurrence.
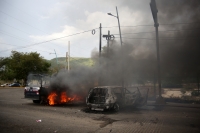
[191,91,199,96]
[181,88,186,94]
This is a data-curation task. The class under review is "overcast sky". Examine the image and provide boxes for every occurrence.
[0,0,198,60]
[0,0,156,60]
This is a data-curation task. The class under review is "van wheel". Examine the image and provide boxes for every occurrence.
[113,103,119,111]
[33,100,40,103]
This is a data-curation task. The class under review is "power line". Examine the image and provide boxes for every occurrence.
[0,21,94,54]
[115,37,199,41]
[0,21,68,53]
[0,43,92,66]
[2,0,38,21]
[0,10,48,34]
[112,28,200,35]
[0,28,98,59]
[0,28,99,53]
[102,25,152,28]
[115,37,154,40]
[102,22,200,29]
[0,30,67,55]
[0,21,32,35]
[158,22,200,26]
[0,30,31,42]
[0,43,53,54]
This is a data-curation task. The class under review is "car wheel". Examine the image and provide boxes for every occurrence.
[113,103,119,112]
[33,100,41,103]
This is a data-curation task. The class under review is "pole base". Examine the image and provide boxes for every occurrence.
[155,96,166,105]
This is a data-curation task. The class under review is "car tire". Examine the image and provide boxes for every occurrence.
[33,100,41,103]
[113,103,119,112]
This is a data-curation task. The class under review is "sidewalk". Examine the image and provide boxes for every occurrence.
[0,87,24,89]
[147,100,200,108]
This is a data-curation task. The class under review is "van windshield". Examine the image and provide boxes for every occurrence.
[26,74,51,87]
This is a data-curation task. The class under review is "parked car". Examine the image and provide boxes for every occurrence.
[1,83,10,87]
[9,83,21,87]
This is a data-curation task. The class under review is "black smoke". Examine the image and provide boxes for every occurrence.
[49,0,200,96]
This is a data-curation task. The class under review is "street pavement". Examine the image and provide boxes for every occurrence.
[0,88,200,133]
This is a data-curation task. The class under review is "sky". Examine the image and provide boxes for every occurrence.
[0,0,155,60]
[0,0,199,61]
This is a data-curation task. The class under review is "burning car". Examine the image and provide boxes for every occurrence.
[24,74,50,103]
[86,86,149,111]
[24,73,83,105]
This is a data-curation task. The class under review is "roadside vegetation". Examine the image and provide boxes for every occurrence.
[0,51,51,85]
[0,51,95,86]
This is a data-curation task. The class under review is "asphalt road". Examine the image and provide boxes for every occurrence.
[0,87,200,133]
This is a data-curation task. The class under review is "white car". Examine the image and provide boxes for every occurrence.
[1,83,10,87]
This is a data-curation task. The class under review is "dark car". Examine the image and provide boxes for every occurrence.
[9,83,21,87]
[24,74,51,103]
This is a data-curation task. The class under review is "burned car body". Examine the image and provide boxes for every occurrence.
[86,86,148,111]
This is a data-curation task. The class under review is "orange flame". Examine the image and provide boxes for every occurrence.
[47,92,58,105]
[47,91,81,105]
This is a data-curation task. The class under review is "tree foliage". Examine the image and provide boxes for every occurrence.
[0,51,51,82]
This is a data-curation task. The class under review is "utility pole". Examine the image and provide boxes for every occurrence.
[54,49,58,67]
[150,0,165,104]
[150,0,162,98]
[103,31,115,57]
[50,49,58,71]
[116,6,122,46]
[107,6,122,46]
[103,31,114,84]
[197,74,199,95]
[107,7,124,86]
[154,71,156,100]
[99,23,102,85]
[65,52,67,70]
[68,41,70,71]
[99,23,102,58]
[107,30,110,58]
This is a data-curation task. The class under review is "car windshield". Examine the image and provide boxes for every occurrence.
[26,74,51,87]
[92,88,108,96]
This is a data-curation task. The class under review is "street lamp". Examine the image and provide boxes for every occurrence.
[108,7,124,87]
[107,6,122,46]
[150,0,165,104]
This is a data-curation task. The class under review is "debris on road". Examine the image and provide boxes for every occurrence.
[36,119,42,122]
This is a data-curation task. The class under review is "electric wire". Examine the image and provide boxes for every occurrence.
[115,37,199,41]
[0,43,53,54]
[112,28,200,35]
[0,21,32,35]
[0,28,99,53]
[1,0,38,21]
[0,30,32,42]
[102,22,200,29]
[0,10,48,34]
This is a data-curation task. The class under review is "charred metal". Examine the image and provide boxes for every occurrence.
[86,86,149,111]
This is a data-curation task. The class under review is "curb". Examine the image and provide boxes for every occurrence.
[147,102,200,109]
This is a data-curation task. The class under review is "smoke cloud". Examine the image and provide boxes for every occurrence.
[49,0,200,96]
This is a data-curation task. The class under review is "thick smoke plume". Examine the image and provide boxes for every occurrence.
[49,0,200,97]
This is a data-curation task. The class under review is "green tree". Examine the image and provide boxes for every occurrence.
[1,51,51,83]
